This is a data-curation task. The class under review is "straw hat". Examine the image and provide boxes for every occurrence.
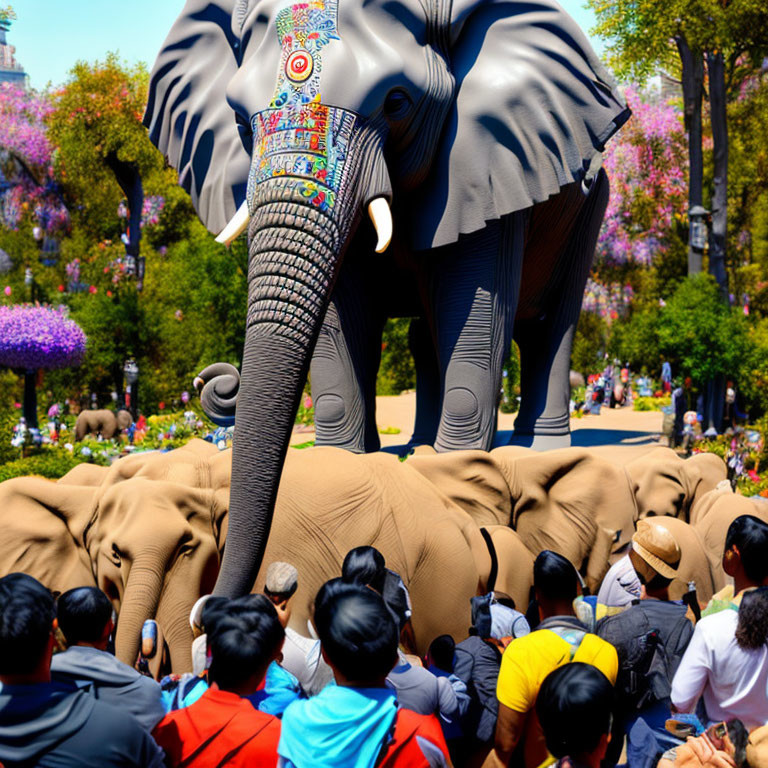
[631,520,681,580]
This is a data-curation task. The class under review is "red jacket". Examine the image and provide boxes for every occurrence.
[153,687,280,767]
[378,709,452,767]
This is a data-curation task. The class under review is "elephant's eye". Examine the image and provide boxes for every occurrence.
[384,89,412,119]
[111,545,122,565]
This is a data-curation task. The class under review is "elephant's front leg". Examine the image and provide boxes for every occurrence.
[513,169,610,449]
[428,213,526,452]
[311,254,385,453]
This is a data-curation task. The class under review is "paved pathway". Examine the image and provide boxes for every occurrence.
[291,392,667,467]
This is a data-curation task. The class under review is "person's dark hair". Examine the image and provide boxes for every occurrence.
[341,546,386,594]
[205,594,278,640]
[726,719,749,767]
[726,515,768,585]
[314,578,398,682]
[534,551,577,603]
[536,663,613,758]
[200,596,228,634]
[428,635,455,673]
[493,592,516,611]
[735,587,768,651]
[0,573,56,675]
[207,603,285,691]
[57,587,112,646]
[643,572,674,592]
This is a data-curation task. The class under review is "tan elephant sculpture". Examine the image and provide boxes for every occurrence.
[689,485,768,587]
[74,408,133,441]
[625,448,727,520]
[0,440,730,673]
[408,446,639,592]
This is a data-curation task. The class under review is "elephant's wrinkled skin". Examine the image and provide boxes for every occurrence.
[0,442,734,672]
[145,0,629,598]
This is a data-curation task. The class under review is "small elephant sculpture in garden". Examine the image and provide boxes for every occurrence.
[74,408,133,442]
[146,0,630,597]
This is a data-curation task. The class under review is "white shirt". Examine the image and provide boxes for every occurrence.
[671,608,768,730]
[597,553,641,607]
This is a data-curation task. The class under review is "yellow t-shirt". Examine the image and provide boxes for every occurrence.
[497,623,619,768]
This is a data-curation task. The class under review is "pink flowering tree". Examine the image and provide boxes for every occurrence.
[0,83,69,234]
[583,88,688,320]
[0,304,86,428]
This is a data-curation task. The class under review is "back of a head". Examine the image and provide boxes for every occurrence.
[341,546,386,594]
[57,587,112,647]
[735,587,768,652]
[536,662,613,759]
[534,550,577,604]
[727,515,768,585]
[428,634,455,673]
[314,578,398,683]
[0,573,55,675]
[208,603,285,691]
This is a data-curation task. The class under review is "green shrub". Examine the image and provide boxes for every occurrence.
[633,395,671,411]
[0,452,89,482]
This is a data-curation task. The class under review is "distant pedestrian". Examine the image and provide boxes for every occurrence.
[661,360,672,394]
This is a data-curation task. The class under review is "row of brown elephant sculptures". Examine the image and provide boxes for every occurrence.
[1,440,764,673]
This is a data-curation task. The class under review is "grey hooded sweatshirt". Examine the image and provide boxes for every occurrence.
[0,680,164,767]
[51,645,165,731]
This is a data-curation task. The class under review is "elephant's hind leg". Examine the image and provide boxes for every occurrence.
[430,213,526,452]
[512,169,610,450]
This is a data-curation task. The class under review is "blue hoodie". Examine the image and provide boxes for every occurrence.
[279,684,397,768]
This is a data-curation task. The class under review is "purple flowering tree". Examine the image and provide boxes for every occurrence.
[0,304,86,428]
[583,89,688,321]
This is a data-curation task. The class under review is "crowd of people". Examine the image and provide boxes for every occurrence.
[1,513,768,767]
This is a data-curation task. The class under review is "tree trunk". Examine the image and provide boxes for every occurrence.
[676,36,704,275]
[707,51,729,298]
[23,369,38,430]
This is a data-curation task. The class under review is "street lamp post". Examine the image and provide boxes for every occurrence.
[124,359,139,420]
[688,205,709,274]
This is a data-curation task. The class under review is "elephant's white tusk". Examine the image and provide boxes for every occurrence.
[368,197,393,253]
[215,201,250,247]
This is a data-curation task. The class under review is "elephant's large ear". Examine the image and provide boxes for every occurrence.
[144,0,250,235]
[411,0,630,250]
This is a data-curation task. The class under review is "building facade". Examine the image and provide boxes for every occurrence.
[0,21,28,88]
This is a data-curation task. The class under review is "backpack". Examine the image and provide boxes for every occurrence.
[596,600,693,712]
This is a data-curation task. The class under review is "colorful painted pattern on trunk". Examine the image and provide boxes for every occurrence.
[248,0,357,213]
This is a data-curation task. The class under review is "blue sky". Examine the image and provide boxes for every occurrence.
[9,0,603,91]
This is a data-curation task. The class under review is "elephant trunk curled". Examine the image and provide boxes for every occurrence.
[213,186,349,597]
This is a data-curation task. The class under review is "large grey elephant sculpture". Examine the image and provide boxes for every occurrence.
[145,0,629,596]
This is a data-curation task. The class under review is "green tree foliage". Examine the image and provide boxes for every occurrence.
[46,55,173,241]
[657,274,748,382]
[571,312,608,376]
[377,318,416,395]
[607,308,662,373]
